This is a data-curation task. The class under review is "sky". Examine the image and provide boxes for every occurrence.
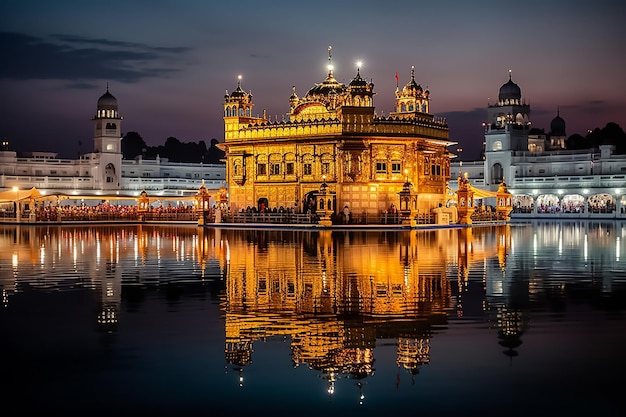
[1,0,625,161]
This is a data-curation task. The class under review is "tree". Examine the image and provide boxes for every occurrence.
[565,122,626,153]
[205,138,225,164]
[121,133,225,163]
[601,122,626,154]
[565,133,589,150]
[121,132,147,160]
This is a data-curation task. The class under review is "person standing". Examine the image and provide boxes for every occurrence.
[343,205,350,224]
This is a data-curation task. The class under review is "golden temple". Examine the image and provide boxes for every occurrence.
[219,47,454,221]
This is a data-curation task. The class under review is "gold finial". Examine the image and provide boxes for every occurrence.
[327,46,333,76]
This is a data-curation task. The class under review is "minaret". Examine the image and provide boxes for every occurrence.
[548,107,566,150]
[483,71,531,187]
[92,85,123,190]
[93,84,122,154]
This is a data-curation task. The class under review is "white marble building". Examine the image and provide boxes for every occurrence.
[0,88,226,201]
[450,73,626,218]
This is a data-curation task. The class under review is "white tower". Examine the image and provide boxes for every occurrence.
[92,86,122,190]
[484,71,530,188]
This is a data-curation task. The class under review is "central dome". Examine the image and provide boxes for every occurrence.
[305,74,345,98]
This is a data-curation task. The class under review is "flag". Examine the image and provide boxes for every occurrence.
[395,72,399,87]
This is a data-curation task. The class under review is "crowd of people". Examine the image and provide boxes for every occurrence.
[34,201,198,222]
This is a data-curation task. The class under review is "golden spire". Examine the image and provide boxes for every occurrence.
[327,45,334,78]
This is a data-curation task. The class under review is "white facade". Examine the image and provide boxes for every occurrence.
[0,88,226,199]
[450,75,626,217]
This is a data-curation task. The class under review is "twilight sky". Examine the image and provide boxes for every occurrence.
[1,0,625,160]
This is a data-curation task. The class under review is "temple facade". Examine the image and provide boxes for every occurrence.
[219,48,454,219]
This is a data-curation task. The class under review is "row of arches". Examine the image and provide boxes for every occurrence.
[96,109,118,118]
[237,121,342,139]
[492,112,528,128]
[397,101,428,113]
[513,193,619,214]
[345,95,373,107]
[225,105,252,117]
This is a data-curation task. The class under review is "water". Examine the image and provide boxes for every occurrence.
[1,222,624,416]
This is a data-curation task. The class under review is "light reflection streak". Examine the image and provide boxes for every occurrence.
[95,238,100,265]
[134,238,139,265]
[73,241,78,270]
[156,234,161,263]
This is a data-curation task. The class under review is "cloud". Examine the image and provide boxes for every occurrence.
[0,31,191,83]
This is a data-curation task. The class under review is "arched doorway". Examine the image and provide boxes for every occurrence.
[588,193,615,213]
[537,194,560,213]
[561,194,585,213]
[512,194,533,213]
[302,191,317,214]
[257,197,269,213]
[491,163,503,184]
[104,163,118,189]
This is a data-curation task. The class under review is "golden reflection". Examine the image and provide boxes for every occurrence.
[3,223,621,385]
[223,229,458,385]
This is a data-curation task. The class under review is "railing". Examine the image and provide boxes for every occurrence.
[513,174,626,188]
[142,212,199,222]
[471,211,508,222]
[222,211,437,226]
[223,212,318,224]
[48,212,140,222]
[3,206,443,226]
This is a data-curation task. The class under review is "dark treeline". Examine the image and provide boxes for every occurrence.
[564,122,626,153]
[121,132,225,164]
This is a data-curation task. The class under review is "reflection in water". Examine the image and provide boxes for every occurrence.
[224,229,460,391]
[0,221,624,414]
[0,225,227,340]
